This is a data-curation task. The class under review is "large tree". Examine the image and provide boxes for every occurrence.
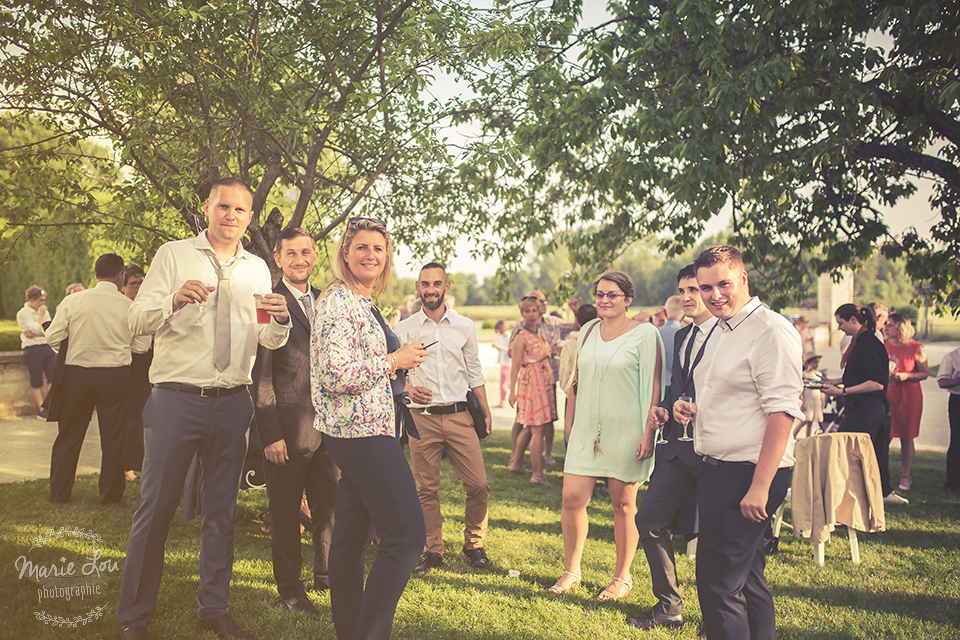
[453,0,959,310]
[0,0,526,279]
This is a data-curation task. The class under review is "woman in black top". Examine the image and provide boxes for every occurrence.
[823,303,901,502]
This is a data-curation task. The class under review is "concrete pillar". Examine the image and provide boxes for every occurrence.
[817,270,854,346]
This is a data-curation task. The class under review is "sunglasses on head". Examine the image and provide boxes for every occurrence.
[348,216,386,227]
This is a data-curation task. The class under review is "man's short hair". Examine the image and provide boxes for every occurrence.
[694,245,744,272]
[209,177,253,199]
[65,283,84,295]
[123,264,145,286]
[867,301,889,317]
[677,264,697,282]
[274,227,315,254]
[95,253,125,279]
[664,295,684,320]
[575,303,598,328]
[25,285,44,301]
[419,262,446,277]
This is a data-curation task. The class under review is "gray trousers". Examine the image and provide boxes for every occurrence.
[117,386,253,628]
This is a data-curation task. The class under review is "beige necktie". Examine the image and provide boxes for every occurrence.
[214,262,235,371]
[300,293,313,325]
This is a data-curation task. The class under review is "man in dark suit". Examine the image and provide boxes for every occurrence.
[251,227,339,617]
[628,264,717,631]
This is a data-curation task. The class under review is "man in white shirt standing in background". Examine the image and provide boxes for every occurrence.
[44,254,152,504]
[676,245,802,640]
[117,178,291,640]
[17,285,56,417]
[395,262,493,574]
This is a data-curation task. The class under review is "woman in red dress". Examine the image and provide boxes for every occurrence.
[883,313,929,491]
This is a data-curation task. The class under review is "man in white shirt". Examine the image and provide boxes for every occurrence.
[629,265,718,631]
[17,285,55,415]
[677,245,802,640]
[938,347,960,494]
[395,263,493,574]
[44,254,152,504]
[117,178,291,640]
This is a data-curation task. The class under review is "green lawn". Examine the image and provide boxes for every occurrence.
[2,432,958,639]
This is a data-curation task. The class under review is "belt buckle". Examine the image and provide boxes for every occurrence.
[200,387,217,398]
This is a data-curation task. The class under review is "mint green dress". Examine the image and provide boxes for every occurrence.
[563,319,665,484]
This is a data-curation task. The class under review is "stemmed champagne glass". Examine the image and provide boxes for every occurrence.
[677,394,695,442]
[654,407,669,445]
[193,283,214,327]
[406,332,429,415]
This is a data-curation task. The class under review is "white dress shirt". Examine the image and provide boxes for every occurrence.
[17,303,51,348]
[128,231,290,387]
[677,316,719,372]
[44,281,152,367]
[394,307,485,406]
[938,348,960,396]
[693,297,803,466]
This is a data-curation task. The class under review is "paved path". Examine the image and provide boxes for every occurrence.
[3,341,953,484]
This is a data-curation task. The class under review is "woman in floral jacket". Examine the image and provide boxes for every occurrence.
[311,217,427,640]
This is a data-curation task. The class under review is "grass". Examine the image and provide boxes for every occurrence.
[1,432,958,639]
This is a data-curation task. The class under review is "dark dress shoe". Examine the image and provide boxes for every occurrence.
[626,609,684,630]
[413,552,443,573]
[198,614,256,639]
[462,546,491,570]
[280,594,319,617]
[120,626,149,640]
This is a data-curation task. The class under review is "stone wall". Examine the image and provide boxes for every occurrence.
[0,351,39,417]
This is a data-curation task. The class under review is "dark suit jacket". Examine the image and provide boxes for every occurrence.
[658,322,701,467]
[251,282,322,455]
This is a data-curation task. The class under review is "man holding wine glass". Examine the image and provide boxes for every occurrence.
[629,264,717,632]
[674,246,802,640]
[394,262,493,575]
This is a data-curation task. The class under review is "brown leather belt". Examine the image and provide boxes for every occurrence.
[156,382,248,398]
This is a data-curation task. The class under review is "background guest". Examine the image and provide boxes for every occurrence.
[795,315,815,353]
[657,295,683,385]
[17,285,55,417]
[122,264,150,482]
[937,346,960,495]
[492,319,511,408]
[508,296,556,486]
[549,270,663,602]
[883,313,928,491]
[558,304,598,400]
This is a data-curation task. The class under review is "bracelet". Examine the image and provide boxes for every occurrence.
[387,354,398,380]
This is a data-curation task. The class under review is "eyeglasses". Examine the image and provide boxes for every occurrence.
[348,216,386,228]
[594,291,624,300]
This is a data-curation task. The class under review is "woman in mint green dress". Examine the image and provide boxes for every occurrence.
[548,270,664,601]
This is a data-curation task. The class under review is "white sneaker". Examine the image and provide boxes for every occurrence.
[883,492,909,505]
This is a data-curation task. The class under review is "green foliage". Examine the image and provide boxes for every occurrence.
[455,0,960,311]
[0,325,21,350]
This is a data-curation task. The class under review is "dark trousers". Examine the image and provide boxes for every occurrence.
[264,445,340,596]
[24,343,56,388]
[838,395,892,495]
[697,462,791,640]
[635,455,699,616]
[117,387,253,628]
[323,434,426,640]
[49,365,130,504]
[947,395,960,490]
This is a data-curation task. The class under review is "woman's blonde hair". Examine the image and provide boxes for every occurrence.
[519,296,541,313]
[886,312,915,342]
[325,217,394,299]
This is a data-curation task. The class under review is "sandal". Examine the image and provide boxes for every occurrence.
[530,475,551,487]
[508,464,527,475]
[547,570,582,594]
[899,475,912,491]
[596,576,632,601]
[544,455,557,466]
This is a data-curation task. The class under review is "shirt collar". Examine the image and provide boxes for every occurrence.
[281,277,311,300]
[195,230,248,263]
[720,296,763,332]
[413,306,452,326]
[94,280,121,293]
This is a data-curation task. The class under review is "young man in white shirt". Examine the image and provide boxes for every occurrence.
[17,285,55,415]
[938,347,960,494]
[395,263,493,574]
[676,245,802,640]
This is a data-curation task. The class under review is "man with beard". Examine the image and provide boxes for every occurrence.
[394,262,493,573]
[251,227,340,615]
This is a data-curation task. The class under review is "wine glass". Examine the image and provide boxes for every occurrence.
[653,407,669,445]
[677,394,694,442]
[193,283,214,327]
[406,332,429,414]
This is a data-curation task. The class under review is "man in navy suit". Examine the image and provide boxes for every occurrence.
[252,227,339,616]
[628,264,717,631]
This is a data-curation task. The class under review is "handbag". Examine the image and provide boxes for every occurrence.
[466,389,487,440]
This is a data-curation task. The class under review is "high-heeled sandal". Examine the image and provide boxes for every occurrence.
[530,475,551,486]
[547,571,582,594]
[899,475,912,491]
[596,576,632,601]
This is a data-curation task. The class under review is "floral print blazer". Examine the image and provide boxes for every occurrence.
[311,284,394,438]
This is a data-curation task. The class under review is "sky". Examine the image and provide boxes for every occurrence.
[394,3,938,280]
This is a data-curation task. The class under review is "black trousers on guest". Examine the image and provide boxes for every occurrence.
[322,434,425,640]
[946,394,960,491]
[49,365,130,504]
[697,461,791,640]
[264,444,340,596]
[838,395,892,495]
[635,455,699,616]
